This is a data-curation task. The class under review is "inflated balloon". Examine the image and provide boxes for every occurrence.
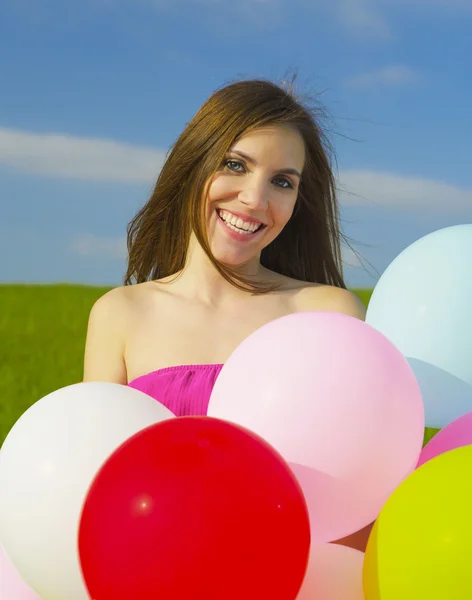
[79,416,311,600]
[363,445,472,599]
[366,224,472,428]
[0,545,40,600]
[208,311,424,542]
[297,543,364,599]
[417,409,472,467]
[0,382,174,600]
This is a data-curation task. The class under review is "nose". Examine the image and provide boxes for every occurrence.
[238,178,269,210]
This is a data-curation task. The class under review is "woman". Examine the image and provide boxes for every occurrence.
[83,77,365,398]
[83,76,370,551]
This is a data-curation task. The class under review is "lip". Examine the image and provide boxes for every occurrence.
[217,208,266,226]
[216,209,266,242]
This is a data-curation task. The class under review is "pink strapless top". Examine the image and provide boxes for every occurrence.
[127,364,224,417]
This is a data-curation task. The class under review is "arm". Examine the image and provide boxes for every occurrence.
[83,288,129,384]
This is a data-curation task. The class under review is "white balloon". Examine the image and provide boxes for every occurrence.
[0,382,174,600]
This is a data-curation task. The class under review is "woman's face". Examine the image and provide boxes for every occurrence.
[204,123,305,269]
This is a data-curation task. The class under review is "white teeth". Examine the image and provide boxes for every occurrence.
[218,210,261,233]
[225,222,254,234]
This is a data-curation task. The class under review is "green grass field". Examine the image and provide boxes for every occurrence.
[0,284,438,446]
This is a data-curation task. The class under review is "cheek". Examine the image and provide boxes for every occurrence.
[271,196,297,227]
[207,175,235,201]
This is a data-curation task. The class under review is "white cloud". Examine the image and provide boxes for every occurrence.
[1,126,471,216]
[69,234,366,273]
[0,127,165,184]
[345,65,421,89]
[384,0,472,10]
[335,0,391,38]
[68,233,366,272]
[331,0,472,38]
[338,170,472,214]
[5,0,472,37]
[70,234,127,259]
[115,0,286,30]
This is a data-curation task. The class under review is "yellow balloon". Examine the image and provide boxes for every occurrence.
[363,445,472,599]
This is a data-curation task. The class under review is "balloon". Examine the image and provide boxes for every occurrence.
[0,545,40,600]
[0,382,174,600]
[417,409,472,467]
[297,543,365,599]
[366,224,472,429]
[363,445,472,599]
[207,311,424,542]
[78,416,311,600]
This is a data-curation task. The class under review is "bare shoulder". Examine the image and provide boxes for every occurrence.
[89,284,131,314]
[294,283,367,321]
[89,281,156,316]
[83,282,155,383]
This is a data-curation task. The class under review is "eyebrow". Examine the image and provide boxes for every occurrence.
[229,150,302,179]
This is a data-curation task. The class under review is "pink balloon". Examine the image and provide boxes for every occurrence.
[417,410,472,468]
[0,545,41,600]
[208,312,424,542]
[297,543,364,599]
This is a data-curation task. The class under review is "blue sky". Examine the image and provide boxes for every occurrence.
[1,0,471,288]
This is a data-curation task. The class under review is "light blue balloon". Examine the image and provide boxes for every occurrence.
[366,224,472,429]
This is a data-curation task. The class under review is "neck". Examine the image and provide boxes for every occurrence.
[173,234,265,306]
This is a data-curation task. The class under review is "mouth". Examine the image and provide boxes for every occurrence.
[216,209,266,236]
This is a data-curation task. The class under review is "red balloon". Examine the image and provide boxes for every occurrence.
[78,416,310,600]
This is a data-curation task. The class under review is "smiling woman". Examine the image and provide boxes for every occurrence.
[83,75,366,410]
[206,124,305,268]
[123,77,347,292]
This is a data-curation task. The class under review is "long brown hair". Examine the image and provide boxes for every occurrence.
[124,76,347,292]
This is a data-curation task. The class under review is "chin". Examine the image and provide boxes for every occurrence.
[211,249,257,268]
[207,236,260,266]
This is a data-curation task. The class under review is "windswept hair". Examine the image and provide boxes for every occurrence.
[124,75,347,292]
